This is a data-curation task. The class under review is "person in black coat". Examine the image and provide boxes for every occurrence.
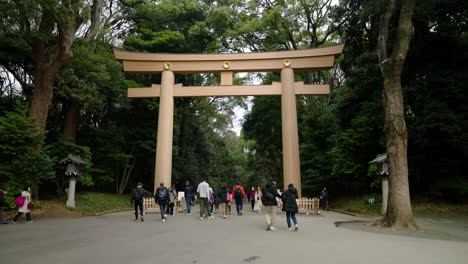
[131,182,152,222]
[319,187,328,211]
[261,179,281,231]
[281,184,299,231]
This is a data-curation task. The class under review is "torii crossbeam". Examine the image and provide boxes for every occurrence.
[114,44,344,196]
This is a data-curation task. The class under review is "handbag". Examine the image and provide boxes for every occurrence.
[14,196,25,207]
[27,202,34,209]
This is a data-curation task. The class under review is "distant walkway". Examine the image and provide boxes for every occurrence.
[1,208,467,264]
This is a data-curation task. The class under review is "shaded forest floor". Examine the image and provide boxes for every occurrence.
[3,192,132,220]
[331,195,468,218]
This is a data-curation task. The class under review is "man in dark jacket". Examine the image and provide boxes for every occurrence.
[155,182,169,222]
[184,181,194,215]
[261,180,281,231]
[131,182,152,222]
[319,187,328,212]
[0,187,8,224]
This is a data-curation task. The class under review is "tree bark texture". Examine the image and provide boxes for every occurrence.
[63,100,81,142]
[377,0,417,229]
[86,0,104,40]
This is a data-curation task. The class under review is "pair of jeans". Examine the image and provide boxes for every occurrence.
[286,212,297,228]
[166,202,174,215]
[13,212,32,222]
[235,198,243,214]
[185,198,192,213]
[199,197,210,217]
[159,204,167,220]
[251,199,255,210]
[134,201,143,219]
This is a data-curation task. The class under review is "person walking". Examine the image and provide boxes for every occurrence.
[214,193,221,213]
[209,186,215,213]
[248,187,256,211]
[319,187,329,212]
[11,187,33,224]
[282,184,299,231]
[0,187,8,224]
[217,184,229,218]
[131,182,152,222]
[155,183,169,222]
[253,186,263,214]
[227,188,232,214]
[232,182,247,215]
[184,181,194,215]
[166,184,177,216]
[197,178,213,220]
[261,180,281,231]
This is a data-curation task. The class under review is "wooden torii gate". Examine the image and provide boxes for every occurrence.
[114,44,343,196]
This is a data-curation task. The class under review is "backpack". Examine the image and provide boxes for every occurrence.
[14,196,25,207]
[235,187,242,198]
[158,187,168,202]
[133,188,143,201]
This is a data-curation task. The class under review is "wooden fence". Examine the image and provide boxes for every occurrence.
[143,197,159,213]
[143,197,185,213]
[277,197,320,215]
[144,197,320,215]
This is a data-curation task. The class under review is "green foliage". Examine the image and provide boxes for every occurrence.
[44,136,93,192]
[0,103,55,206]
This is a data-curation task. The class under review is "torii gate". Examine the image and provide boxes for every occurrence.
[114,44,343,196]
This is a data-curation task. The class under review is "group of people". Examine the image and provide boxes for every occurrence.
[0,186,33,224]
[131,179,306,232]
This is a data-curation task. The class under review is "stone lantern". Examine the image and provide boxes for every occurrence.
[60,154,87,208]
[369,153,389,214]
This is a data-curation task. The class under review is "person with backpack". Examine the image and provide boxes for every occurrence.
[0,187,8,224]
[281,183,299,231]
[261,180,281,231]
[166,184,177,216]
[11,187,32,224]
[131,182,152,222]
[155,182,169,222]
[184,181,194,215]
[197,178,213,220]
[232,182,247,215]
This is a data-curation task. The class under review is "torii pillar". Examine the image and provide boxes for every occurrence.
[281,68,301,195]
[154,70,174,190]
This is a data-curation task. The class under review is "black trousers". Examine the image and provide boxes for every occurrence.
[134,201,143,219]
[251,199,255,210]
[159,203,167,220]
[166,202,174,215]
[13,212,32,222]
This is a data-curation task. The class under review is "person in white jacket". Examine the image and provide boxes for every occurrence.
[11,187,32,223]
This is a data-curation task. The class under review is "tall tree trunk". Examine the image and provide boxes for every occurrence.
[29,64,63,200]
[86,0,103,40]
[63,100,81,142]
[377,0,417,229]
[27,8,81,199]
